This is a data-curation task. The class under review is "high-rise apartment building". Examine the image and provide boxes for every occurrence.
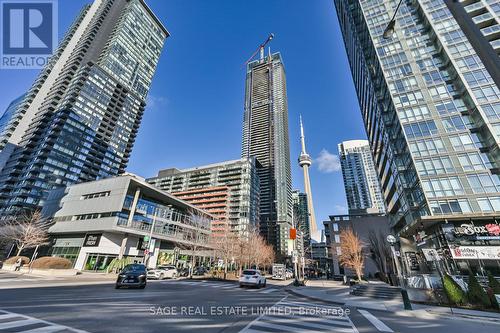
[334,0,500,274]
[147,158,260,238]
[0,0,168,213]
[338,140,386,214]
[242,52,293,255]
[292,190,311,250]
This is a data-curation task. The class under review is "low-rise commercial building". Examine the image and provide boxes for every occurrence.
[44,174,213,271]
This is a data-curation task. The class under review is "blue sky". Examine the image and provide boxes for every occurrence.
[0,0,367,229]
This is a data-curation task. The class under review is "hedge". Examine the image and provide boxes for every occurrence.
[487,272,500,309]
[443,274,467,305]
[4,256,30,265]
[31,256,72,269]
[467,273,491,308]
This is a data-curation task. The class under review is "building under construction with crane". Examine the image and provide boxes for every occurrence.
[241,34,293,256]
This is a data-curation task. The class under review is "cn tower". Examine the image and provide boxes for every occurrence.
[298,116,318,240]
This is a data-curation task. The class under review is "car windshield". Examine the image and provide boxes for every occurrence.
[243,270,257,275]
[122,264,145,274]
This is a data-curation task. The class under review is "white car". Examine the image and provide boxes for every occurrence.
[285,269,293,280]
[147,265,178,280]
[239,269,266,288]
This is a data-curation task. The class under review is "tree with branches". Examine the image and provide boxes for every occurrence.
[368,230,392,282]
[339,228,365,281]
[180,208,211,278]
[0,211,50,257]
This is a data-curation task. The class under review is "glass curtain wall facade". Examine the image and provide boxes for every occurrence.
[334,0,500,273]
[338,140,386,214]
[0,0,168,213]
[241,53,293,255]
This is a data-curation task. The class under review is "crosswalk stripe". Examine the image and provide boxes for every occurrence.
[0,318,39,329]
[20,326,68,333]
[162,280,279,293]
[0,310,88,333]
[240,296,358,333]
[248,320,320,333]
[263,313,353,327]
[358,310,393,332]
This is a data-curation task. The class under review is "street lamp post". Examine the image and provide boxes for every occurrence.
[387,234,412,310]
[383,0,404,39]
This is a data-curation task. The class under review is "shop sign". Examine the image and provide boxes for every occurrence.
[450,246,500,260]
[452,223,500,237]
[83,234,101,247]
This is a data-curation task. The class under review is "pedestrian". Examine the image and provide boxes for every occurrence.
[14,258,22,271]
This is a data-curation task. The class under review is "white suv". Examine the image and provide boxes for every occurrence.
[239,269,266,288]
[147,265,178,280]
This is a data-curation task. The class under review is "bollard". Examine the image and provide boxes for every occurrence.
[401,289,412,310]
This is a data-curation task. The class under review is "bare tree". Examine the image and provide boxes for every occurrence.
[180,208,211,278]
[211,226,237,279]
[0,211,50,256]
[338,228,365,281]
[368,230,392,282]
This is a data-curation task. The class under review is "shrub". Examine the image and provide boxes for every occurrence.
[4,256,30,265]
[487,272,500,309]
[31,256,72,269]
[467,273,491,308]
[443,274,467,305]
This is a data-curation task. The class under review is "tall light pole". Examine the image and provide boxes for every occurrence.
[145,207,157,267]
[383,0,404,39]
[387,234,412,310]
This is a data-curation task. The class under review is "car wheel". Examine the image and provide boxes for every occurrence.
[173,273,177,278]
[159,274,164,280]
[239,284,244,288]
[115,285,120,289]
[263,279,266,287]
[139,285,146,289]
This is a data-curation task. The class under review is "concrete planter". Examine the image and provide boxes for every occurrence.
[407,287,440,303]
[1,265,78,276]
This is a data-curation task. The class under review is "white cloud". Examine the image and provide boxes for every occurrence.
[316,149,341,173]
[334,204,348,214]
[146,94,169,109]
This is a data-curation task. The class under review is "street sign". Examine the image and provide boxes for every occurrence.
[144,235,150,241]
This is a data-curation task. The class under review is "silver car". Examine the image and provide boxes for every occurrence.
[147,265,178,280]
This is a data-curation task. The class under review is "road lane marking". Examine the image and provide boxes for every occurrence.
[0,310,88,333]
[358,309,393,332]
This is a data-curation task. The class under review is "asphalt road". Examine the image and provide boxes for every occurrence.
[0,277,499,333]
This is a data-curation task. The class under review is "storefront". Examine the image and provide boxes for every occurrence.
[408,219,500,276]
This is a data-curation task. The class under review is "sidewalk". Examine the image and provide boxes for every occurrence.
[285,279,500,323]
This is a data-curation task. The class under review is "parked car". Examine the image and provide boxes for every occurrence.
[285,269,293,280]
[147,265,178,280]
[192,266,207,276]
[178,267,190,277]
[239,269,266,288]
[115,264,147,289]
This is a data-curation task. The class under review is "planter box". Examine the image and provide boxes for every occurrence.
[1,265,77,276]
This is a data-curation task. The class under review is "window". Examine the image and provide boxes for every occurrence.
[477,197,500,212]
[458,153,487,171]
[449,133,479,150]
[409,138,445,157]
[404,120,438,138]
[467,174,500,193]
[429,199,472,215]
[334,235,341,243]
[82,191,111,200]
[442,115,471,132]
[415,156,454,175]
[421,177,464,198]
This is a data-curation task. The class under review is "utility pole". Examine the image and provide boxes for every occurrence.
[145,208,157,268]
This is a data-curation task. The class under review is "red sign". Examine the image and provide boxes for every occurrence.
[290,228,296,240]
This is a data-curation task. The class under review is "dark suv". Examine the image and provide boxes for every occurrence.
[115,264,147,289]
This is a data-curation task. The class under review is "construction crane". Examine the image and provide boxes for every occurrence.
[243,33,275,66]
